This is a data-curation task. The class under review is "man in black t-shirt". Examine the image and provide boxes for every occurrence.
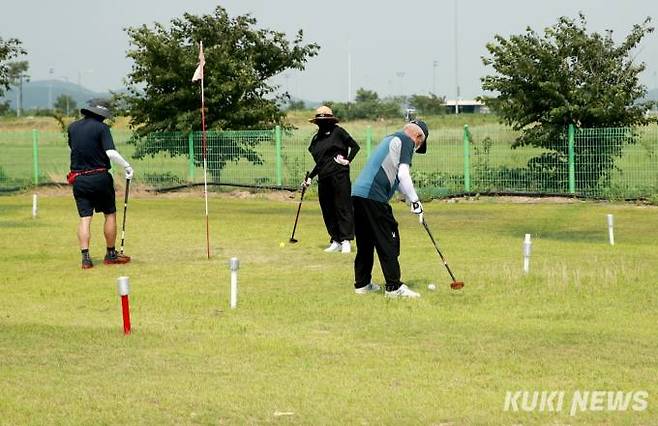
[68,104,134,269]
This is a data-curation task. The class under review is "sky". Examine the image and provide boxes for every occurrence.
[2,0,657,103]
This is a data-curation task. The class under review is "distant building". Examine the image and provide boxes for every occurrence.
[443,99,489,114]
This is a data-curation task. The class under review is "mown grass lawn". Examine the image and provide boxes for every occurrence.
[1,191,657,424]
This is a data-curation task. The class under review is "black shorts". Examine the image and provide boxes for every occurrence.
[73,172,116,217]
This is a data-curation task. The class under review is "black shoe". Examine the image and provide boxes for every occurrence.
[82,258,94,269]
[104,253,131,265]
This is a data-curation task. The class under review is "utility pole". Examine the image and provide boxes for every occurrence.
[347,39,352,104]
[454,0,460,114]
[48,67,54,111]
[432,60,438,95]
[396,72,406,98]
[654,71,658,111]
[17,76,23,117]
[63,76,69,116]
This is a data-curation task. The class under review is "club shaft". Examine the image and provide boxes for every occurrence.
[120,179,130,253]
[422,220,458,282]
[289,172,309,241]
[290,188,305,239]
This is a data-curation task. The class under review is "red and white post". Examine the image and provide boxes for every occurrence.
[117,276,131,335]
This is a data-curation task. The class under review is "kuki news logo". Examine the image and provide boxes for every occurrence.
[504,390,649,416]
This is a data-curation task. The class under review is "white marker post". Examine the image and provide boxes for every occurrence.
[523,234,532,274]
[607,214,615,245]
[229,257,239,309]
[32,193,38,218]
[117,276,131,335]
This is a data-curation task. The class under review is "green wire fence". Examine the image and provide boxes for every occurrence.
[1,124,657,199]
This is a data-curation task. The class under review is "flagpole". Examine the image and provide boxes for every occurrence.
[199,41,210,259]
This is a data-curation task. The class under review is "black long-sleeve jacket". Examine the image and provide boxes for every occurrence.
[308,125,360,180]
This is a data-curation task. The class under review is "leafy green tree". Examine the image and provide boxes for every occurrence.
[481,13,655,192]
[286,99,306,111]
[0,37,26,96]
[118,6,318,182]
[0,100,10,116]
[409,93,445,115]
[6,61,29,116]
[328,88,401,120]
[355,89,379,104]
[53,94,77,116]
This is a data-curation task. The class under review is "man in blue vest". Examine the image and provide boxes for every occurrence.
[351,120,429,298]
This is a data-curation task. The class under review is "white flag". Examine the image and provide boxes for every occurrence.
[192,41,205,82]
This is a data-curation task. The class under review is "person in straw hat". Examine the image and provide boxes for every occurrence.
[301,105,361,253]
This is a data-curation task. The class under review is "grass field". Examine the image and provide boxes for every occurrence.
[1,190,657,424]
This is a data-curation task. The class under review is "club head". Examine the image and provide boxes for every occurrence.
[289,238,298,244]
[450,281,464,290]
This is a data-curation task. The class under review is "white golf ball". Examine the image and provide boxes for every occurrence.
[427,283,437,290]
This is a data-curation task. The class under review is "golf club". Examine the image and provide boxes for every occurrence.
[119,178,131,255]
[289,171,309,243]
[421,217,464,290]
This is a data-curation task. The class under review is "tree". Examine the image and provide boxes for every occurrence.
[0,37,26,96]
[355,89,379,104]
[481,13,655,192]
[53,94,77,116]
[286,99,306,111]
[409,93,446,115]
[7,61,30,116]
[328,88,402,120]
[118,6,318,181]
[0,100,10,116]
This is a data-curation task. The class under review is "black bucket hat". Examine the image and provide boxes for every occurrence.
[81,104,112,120]
[410,119,429,154]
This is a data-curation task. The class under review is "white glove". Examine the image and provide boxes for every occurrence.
[410,200,424,224]
[300,177,312,189]
[124,166,134,180]
[410,200,423,214]
[334,154,350,166]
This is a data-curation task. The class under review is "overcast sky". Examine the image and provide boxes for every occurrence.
[2,0,657,102]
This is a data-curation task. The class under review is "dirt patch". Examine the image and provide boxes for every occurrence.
[446,195,581,204]
[19,184,298,201]
[439,194,656,207]
[221,189,296,201]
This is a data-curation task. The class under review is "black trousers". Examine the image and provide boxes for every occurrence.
[352,196,402,290]
[318,172,354,242]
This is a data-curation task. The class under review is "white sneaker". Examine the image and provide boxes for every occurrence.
[385,284,421,299]
[324,241,341,252]
[340,240,351,253]
[354,282,381,294]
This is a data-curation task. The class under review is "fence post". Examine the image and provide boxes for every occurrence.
[188,132,195,182]
[366,126,372,157]
[463,124,470,192]
[275,125,282,186]
[568,123,576,194]
[32,129,39,185]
